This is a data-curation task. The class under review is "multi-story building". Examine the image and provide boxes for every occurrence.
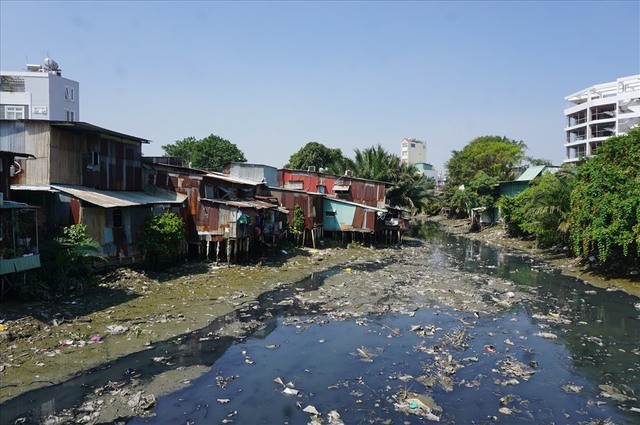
[400,138,426,165]
[0,57,79,121]
[564,74,640,163]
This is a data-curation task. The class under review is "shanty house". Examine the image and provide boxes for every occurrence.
[323,197,387,244]
[0,120,185,261]
[278,168,387,208]
[143,162,287,262]
[499,165,560,198]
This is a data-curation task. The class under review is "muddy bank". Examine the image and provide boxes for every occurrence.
[0,246,387,405]
[427,215,640,298]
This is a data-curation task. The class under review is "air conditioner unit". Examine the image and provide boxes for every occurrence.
[308,166,316,172]
[344,170,353,177]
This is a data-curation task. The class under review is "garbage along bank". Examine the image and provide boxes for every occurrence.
[0,245,387,405]
[3,229,640,424]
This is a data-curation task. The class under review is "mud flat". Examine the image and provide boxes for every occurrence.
[0,246,386,405]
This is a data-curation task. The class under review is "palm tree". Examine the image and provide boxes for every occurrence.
[337,145,435,214]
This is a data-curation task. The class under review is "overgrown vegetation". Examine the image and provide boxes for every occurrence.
[494,128,639,272]
[289,205,306,245]
[31,224,106,298]
[449,171,499,218]
[568,127,640,264]
[138,212,186,270]
[499,170,575,247]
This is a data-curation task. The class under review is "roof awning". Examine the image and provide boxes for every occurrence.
[50,184,187,208]
[333,184,351,192]
[201,197,282,212]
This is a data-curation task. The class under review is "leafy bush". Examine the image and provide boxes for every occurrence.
[499,171,575,247]
[138,212,185,270]
[498,195,528,237]
[289,205,306,245]
[37,224,106,296]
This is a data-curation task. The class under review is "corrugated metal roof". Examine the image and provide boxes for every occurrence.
[516,166,547,182]
[324,197,387,213]
[50,185,187,208]
[11,185,56,192]
[49,121,151,144]
[201,198,281,211]
[205,172,263,186]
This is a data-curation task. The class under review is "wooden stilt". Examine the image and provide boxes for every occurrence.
[311,227,316,248]
[216,241,220,264]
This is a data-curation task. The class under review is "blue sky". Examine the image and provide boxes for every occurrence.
[1,1,639,172]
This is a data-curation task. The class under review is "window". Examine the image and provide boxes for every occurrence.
[4,105,25,119]
[65,86,75,101]
[325,210,336,217]
[89,151,100,166]
[65,109,75,121]
[316,185,326,194]
[112,209,123,228]
[411,143,416,148]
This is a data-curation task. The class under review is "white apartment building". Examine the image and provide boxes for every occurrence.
[400,138,426,165]
[564,74,639,162]
[0,57,79,121]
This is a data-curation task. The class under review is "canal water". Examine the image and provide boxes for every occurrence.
[4,225,640,424]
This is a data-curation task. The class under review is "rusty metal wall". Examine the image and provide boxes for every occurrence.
[279,170,386,207]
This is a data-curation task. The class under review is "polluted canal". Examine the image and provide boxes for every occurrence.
[4,224,640,424]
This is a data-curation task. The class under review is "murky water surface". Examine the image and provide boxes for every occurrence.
[4,225,640,424]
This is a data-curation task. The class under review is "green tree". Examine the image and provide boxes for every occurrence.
[449,171,499,218]
[569,128,640,263]
[286,142,345,170]
[138,212,185,270]
[446,136,527,187]
[162,134,246,170]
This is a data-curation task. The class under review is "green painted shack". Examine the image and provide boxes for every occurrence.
[499,166,559,198]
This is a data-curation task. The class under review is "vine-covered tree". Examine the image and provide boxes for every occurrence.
[286,142,345,170]
[569,127,640,263]
[446,136,527,187]
[162,134,246,170]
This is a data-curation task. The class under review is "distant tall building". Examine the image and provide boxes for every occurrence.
[400,138,426,165]
[0,56,79,121]
[564,74,639,163]
[399,137,444,186]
